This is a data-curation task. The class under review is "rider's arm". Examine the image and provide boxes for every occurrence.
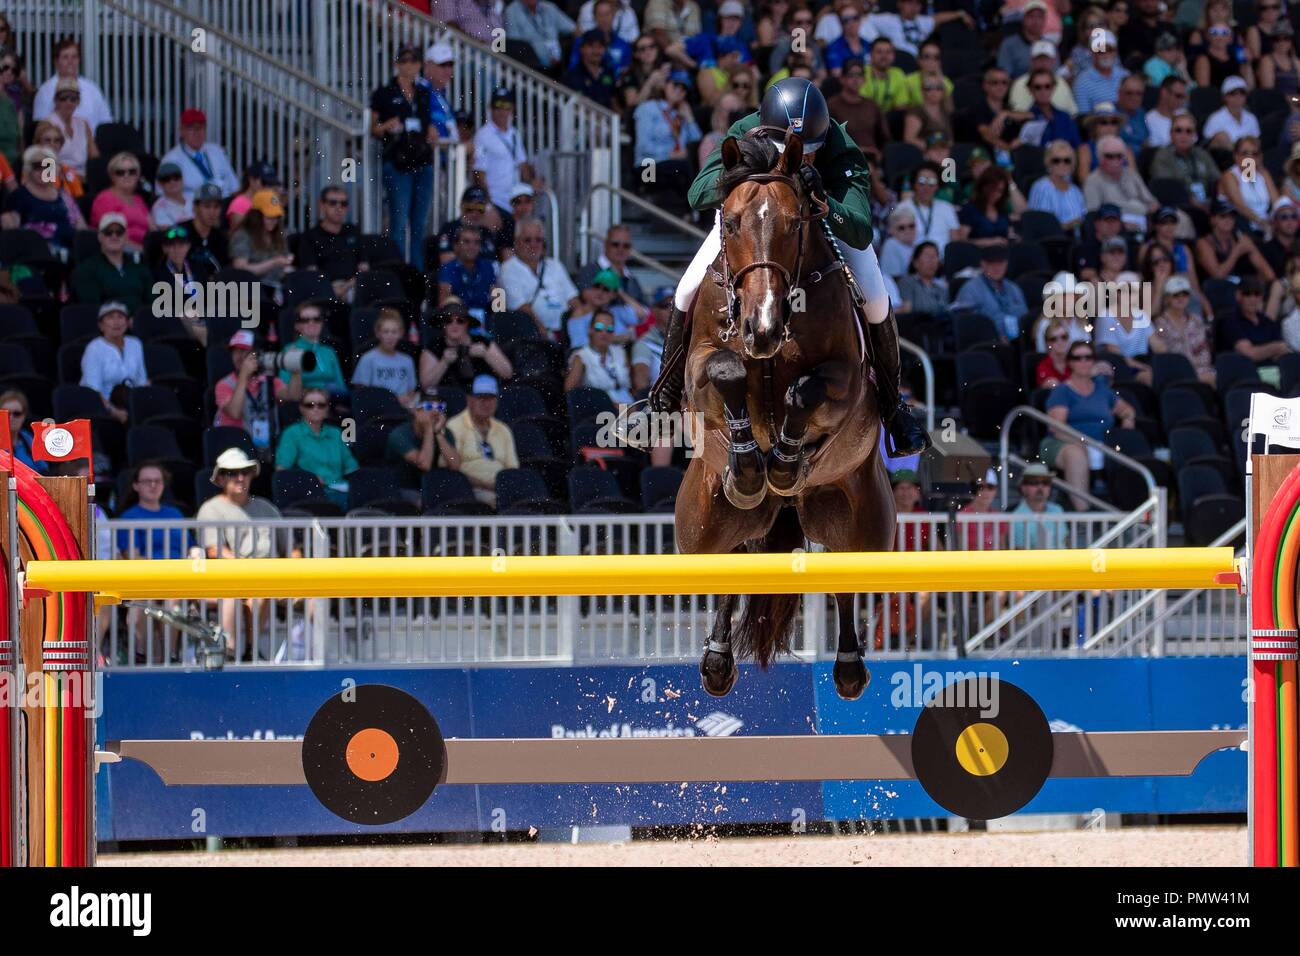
[818,121,875,249]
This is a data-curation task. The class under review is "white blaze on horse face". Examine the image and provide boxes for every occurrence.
[757,199,770,223]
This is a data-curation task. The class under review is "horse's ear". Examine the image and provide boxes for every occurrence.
[721,135,742,170]
[779,130,804,177]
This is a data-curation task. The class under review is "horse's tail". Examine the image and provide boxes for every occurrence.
[732,505,805,669]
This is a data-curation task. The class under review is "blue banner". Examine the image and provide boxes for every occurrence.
[98,657,1247,840]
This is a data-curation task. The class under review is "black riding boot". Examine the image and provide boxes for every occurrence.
[869,312,931,458]
[648,305,689,413]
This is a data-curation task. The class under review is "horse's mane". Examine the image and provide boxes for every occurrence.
[715,130,782,199]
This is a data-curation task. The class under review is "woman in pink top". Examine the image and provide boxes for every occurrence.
[226,161,278,231]
[90,152,153,251]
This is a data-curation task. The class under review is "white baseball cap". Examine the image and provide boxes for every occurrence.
[1222,75,1248,95]
[719,0,745,17]
[1030,40,1057,59]
[509,182,535,200]
[1164,275,1192,295]
[210,447,261,484]
[424,42,454,64]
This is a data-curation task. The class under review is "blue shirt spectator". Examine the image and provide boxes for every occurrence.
[504,0,577,69]
[1031,102,1080,148]
[438,255,497,315]
[1044,377,1119,442]
[633,78,701,163]
[114,462,192,558]
[951,248,1028,339]
[1073,62,1129,114]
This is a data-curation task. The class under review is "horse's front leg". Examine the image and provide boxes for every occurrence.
[706,350,766,509]
[767,371,828,496]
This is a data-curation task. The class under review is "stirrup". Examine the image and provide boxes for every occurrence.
[610,400,654,450]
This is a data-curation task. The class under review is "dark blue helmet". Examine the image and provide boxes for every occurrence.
[759,77,829,152]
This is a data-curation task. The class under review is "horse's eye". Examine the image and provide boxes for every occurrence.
[724,217,738,234]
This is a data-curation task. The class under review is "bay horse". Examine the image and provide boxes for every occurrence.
[675,128,895,701]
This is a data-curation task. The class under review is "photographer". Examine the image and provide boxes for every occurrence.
[419,297,513,391]
[214,330,303,451]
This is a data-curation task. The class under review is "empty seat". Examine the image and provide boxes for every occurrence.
[421,468,493,516]
[568,464,637,513]
[640,465,684,511]
[273,468,329,509]
[346,465,407,512]
[495,467,564,514]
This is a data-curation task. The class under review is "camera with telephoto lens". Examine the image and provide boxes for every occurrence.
[259,348,318,374]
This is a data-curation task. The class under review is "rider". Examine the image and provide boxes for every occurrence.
[647,77,931,458]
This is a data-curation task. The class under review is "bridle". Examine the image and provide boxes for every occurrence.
[711,143,831,345]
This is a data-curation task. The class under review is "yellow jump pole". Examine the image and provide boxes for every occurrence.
[24,548,1241,602]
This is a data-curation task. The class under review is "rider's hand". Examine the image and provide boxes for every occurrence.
[797,163,825,200]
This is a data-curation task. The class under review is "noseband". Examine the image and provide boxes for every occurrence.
[712,167,830,345]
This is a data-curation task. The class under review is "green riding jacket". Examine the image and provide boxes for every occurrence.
[687,112,875,249]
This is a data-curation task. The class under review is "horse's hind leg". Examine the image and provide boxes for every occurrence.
[701,586,740,697]
[832,593,869,700]
[706,350,767,509]
[768,371,828,497]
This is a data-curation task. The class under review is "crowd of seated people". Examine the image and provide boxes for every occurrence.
[8,3,1297,538]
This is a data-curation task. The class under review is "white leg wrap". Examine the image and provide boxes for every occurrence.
[675,211,722,311]
[840,241,891,325]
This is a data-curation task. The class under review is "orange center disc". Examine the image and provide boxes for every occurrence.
[345,727,399,782]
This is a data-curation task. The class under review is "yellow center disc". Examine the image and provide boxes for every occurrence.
[954,722,1009,777]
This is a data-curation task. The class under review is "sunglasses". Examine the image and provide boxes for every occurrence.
[635,44,656,52]
[113,167,140,176]
[0,65,13,75]
[218,469,254,479]
[1102,152,1124,160]
[1031,84,1053,91]
[301,400,328,409]
[101,227,126,237]
[1149,257,1170,265]
[592,322,614,332]
[1022,478,1052,487]
[987,79,1009,86]
[510,195,531,204]
[1047,333,1068,341]
[1049,157,1072,165]
[519,236,543,243]
[446,316,469,325]
[159,173,181,182]
[1069,353,1095,361]
[919,52,939,60]
[1279,212,1299,221]
[608,240,631,248]
[164,228,188,240]
[397,55,420,64]
[296,313,323,323]
[56,92,79,101]
[1169,290,1190,297]
[323,197,349,207]
[916,176,938,185]
[1172,127,1195,134]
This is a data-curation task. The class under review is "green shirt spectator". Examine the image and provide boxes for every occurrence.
[274,389,358,508]
[278,335,347,395]
[71,214,153,311]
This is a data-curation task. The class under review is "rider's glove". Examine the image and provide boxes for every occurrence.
[798,163,826,201]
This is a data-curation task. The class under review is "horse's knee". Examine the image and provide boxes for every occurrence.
[705,349,747,390]
[786,372,828,412]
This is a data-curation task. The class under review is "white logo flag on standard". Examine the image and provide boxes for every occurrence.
[1248,393,1300,457]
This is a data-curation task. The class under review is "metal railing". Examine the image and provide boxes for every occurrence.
[75,0,375,233]
[98,509,1245,670]
[179,0,622,259]
[997,404,1158,513]
[579,182,708,270]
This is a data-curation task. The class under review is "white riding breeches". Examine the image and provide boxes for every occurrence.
[674,211,891,325]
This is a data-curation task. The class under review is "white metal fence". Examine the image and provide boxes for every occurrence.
[8,0,618,250]
[99,510,1248,670]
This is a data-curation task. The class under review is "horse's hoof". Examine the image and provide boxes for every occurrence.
[767,456,810,497]
[833,657,870,701]
[723,466,767,510]
[700,650,738,697]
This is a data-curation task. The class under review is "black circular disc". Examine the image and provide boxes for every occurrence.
[910,677,1053,820]
[301,684,444,825]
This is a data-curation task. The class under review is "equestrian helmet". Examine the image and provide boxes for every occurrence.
[759,77,829,152]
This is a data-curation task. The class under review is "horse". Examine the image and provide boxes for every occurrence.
[674,127,896,701]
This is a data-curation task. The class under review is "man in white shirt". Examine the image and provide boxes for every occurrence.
[158,108,241,201]
[497,217,579,337]
[577,0,640,42]
[472,86,542,215]
[1008,41,1078,114]
[895,161,964,255]
[1203,76,1260,151]
[32,38,113,131]
[865,0,970,57]
[1144,75,1188,147]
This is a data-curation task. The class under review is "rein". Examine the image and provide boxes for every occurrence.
[711,168,831,345]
